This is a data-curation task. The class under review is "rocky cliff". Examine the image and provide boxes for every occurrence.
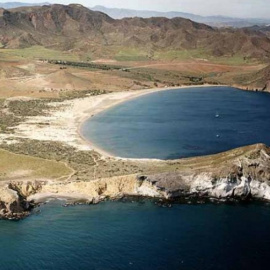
[1,144,270,220]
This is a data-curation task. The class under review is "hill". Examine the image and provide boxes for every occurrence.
[45,69,92,90]
[0,4,270,61]
[248,65,270,91]
[234,64,270,91]
[246,25,270,38]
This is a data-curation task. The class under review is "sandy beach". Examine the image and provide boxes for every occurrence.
[10,84,226,158]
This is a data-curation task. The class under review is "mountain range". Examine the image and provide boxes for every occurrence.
[92,5,270,28]
[1,2,270,28]
[0,4,270,62]
[0,1,49,9]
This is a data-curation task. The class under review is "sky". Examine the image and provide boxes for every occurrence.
[3,0,270,19]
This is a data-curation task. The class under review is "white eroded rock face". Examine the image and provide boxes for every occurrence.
[190,175,270,201]
[1,174,270,220]
[145,144,270,201]
[189,175,250,199]
[250,181,270,201]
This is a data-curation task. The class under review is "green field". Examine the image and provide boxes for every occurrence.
[0,45,260,66]
[0,46,80,61]
[0,149,73,181]
[114,48,150,61]
[153,49,257,65]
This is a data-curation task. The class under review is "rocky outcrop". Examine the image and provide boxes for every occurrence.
[1,144,270,220]
[0,183,36,220]
[146,143,270,200]
[0,175,164,219]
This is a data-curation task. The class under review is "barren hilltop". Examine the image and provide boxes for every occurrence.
[0,4,269,61]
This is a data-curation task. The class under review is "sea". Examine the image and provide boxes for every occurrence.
[82,86,270,159]
[1,86,270,270]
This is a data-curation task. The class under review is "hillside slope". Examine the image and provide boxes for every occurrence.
[234,64,270,91]
[249,65,270,91]
[0,4,270,61]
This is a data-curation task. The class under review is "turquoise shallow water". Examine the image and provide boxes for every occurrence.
[0,201,270,270]
[82,86,270,159]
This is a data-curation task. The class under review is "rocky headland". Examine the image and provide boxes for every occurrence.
[1,143,270,220]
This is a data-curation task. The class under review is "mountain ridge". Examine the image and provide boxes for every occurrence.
[92,5,270,28]
[0,4,270,61]
[1,2,270,28]
[0,1,49,9]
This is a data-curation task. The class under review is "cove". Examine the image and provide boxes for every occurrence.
[81,86,270,159]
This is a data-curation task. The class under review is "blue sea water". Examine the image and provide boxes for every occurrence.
[81,87,270,159]
[1,200,270,270]
[1,87,270,270]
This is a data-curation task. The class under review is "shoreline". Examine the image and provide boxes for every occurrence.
[10,83,228,159]
[77,84,228,159]
[10,83,260,162]
[9,82,252,163]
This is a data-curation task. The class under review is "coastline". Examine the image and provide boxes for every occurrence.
[11,84,227,159]
[77,84,227,159]
[2,84,270,219]
[2,143,270,220]
[78,84,270,160]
